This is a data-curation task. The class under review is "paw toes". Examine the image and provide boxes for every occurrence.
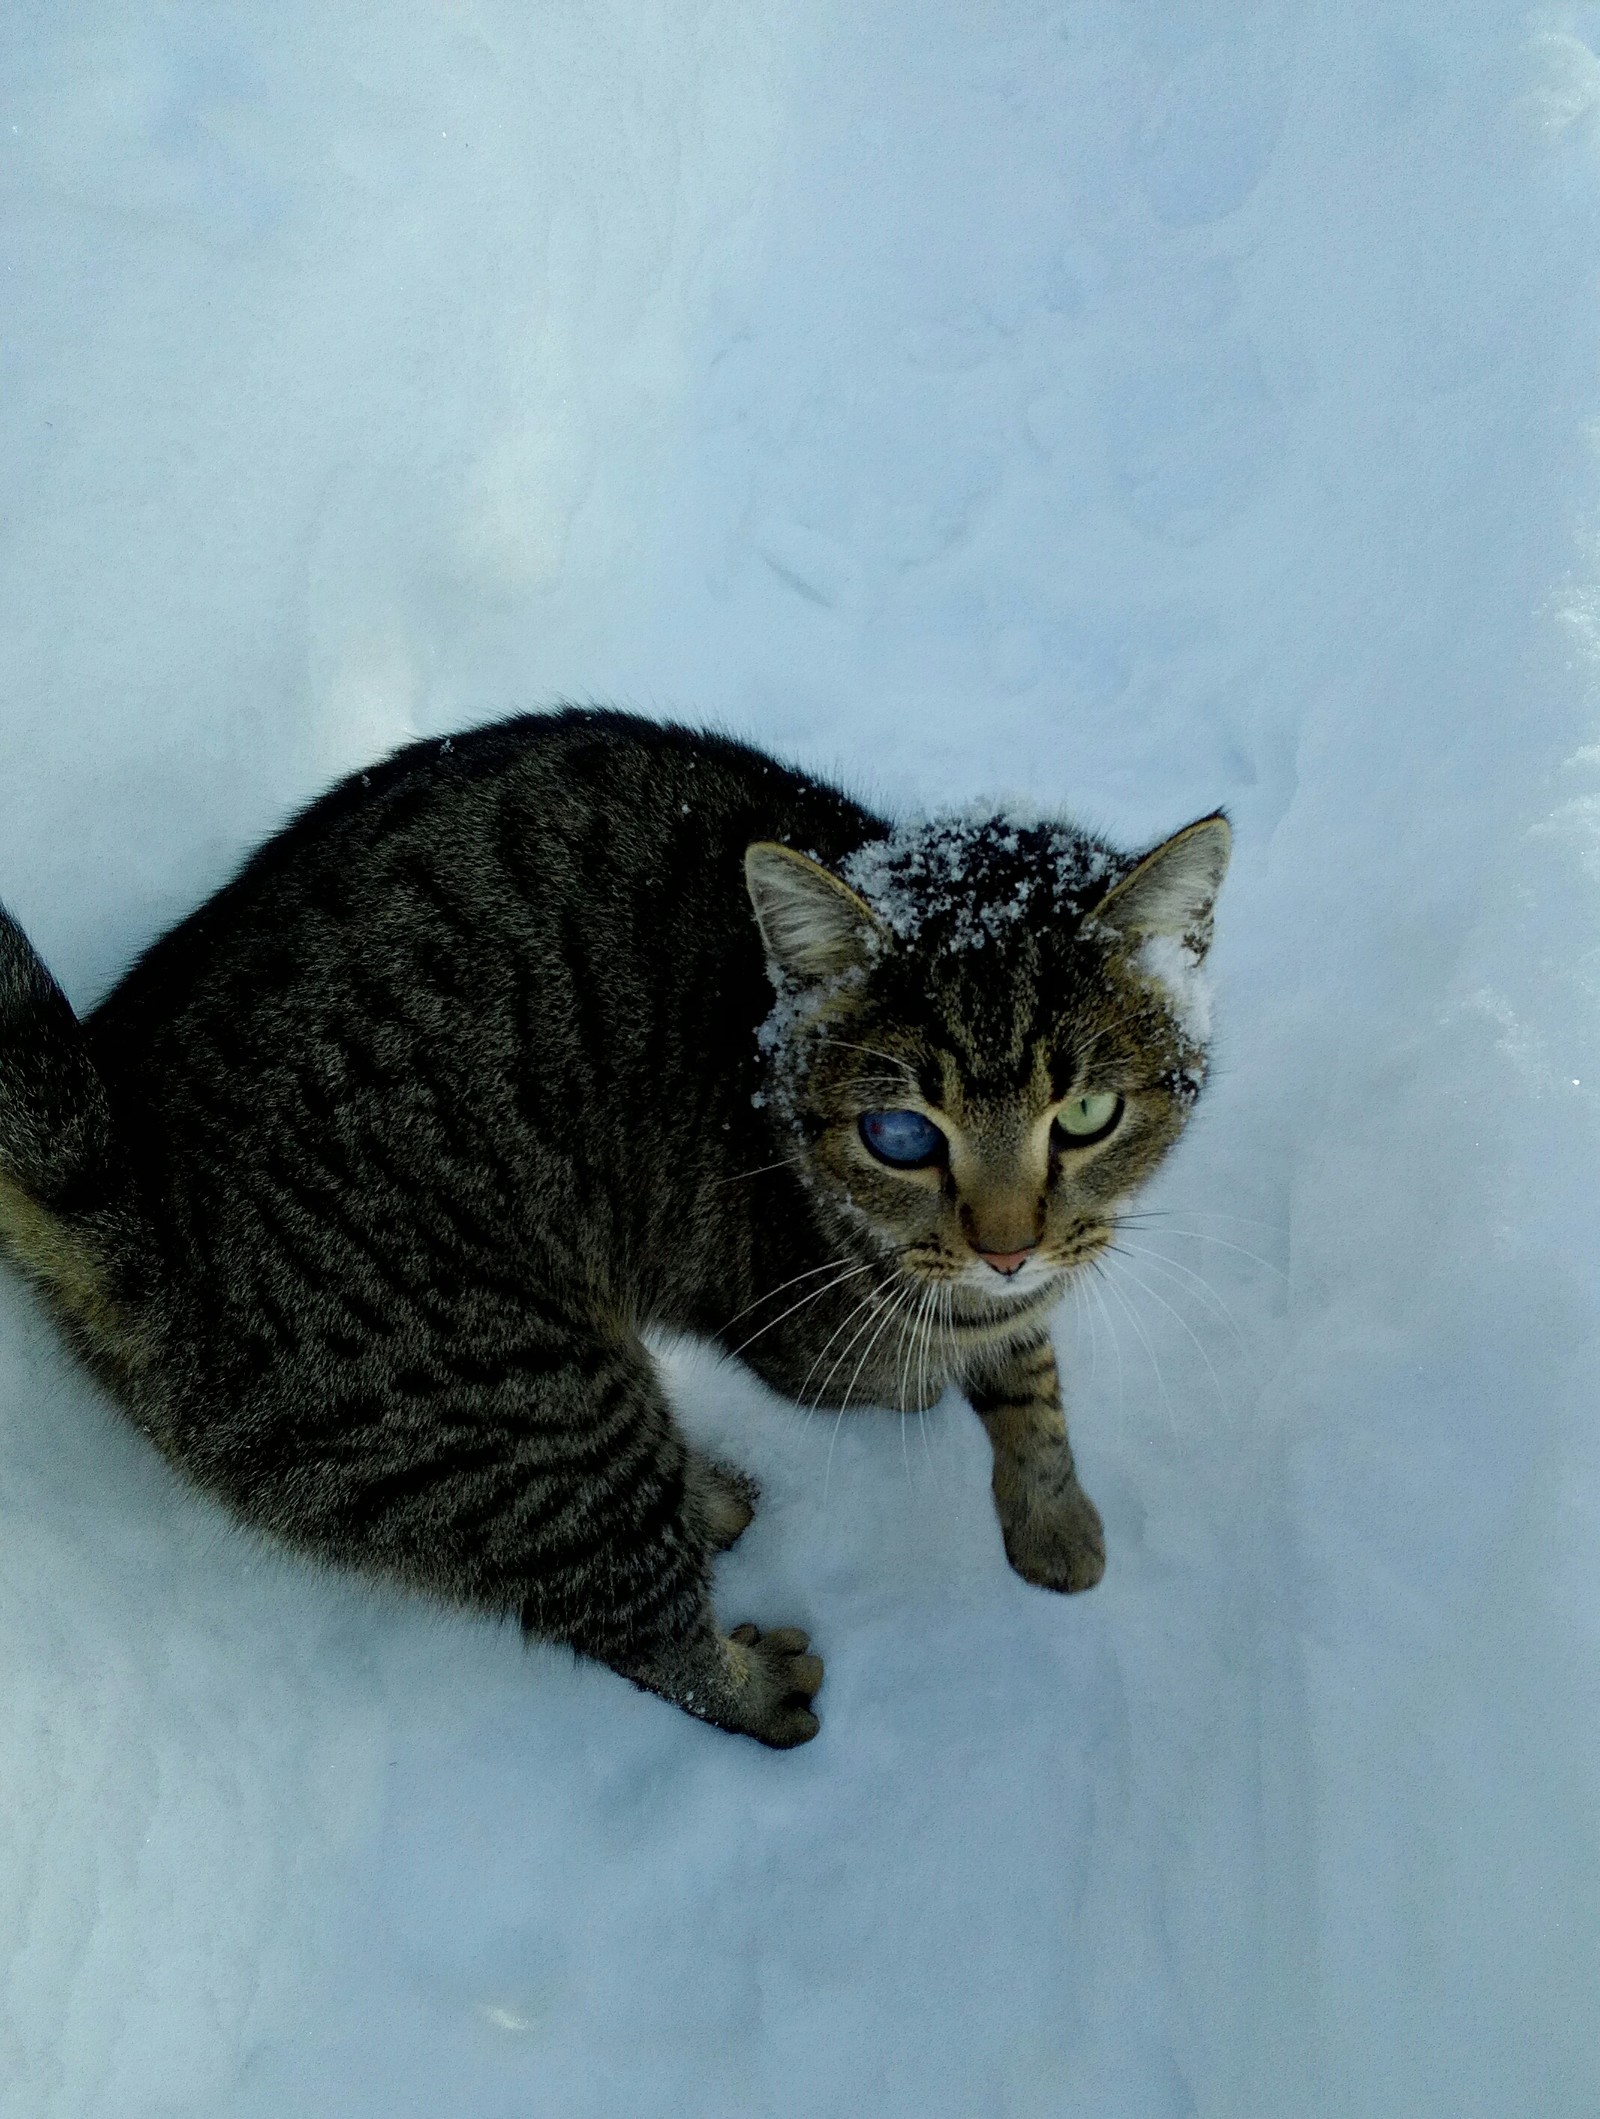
[1001,1480,1108,1594]
[762,1626,810,1655]
[1005,1535,1107,1593]
[786,1651,823,1699]
[1071,1545,1106,1591]
[761,1705,820,1750]
[727,1623,825,1744]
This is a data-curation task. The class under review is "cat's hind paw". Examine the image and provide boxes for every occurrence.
[726,1623,823,1747]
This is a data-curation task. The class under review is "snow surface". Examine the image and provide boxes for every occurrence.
[3,4,1600,2114]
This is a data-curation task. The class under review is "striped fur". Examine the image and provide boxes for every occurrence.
[0,710,1223,1744]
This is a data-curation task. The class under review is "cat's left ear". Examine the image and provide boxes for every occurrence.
[1089,812,1231,958]
[745,843,883,980]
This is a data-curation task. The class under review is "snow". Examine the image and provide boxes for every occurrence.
[3,3,1599,2114]
[1136,934,1213,1048]
[840,809,1124,950]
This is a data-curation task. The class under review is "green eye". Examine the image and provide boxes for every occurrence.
[1053,1092,1123,1145]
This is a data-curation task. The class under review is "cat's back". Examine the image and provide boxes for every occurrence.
[84,709,880,1221]
[92,711,869,1037]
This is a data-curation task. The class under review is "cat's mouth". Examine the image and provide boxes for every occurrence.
[897,1224,1113,1296]
[945,1225,1113,1303]
[953,1257,1057,1304]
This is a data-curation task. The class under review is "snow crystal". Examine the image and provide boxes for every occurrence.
[841,809,1124,953]
[1136,931,1214,1047]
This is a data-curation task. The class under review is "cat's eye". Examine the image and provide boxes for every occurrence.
[858,1109,946,1169]
[1052,1092,1123,1147]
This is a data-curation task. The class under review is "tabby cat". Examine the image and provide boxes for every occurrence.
[0,710,1228,1746]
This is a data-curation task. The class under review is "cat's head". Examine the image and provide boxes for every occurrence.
[745,808,1229,1314]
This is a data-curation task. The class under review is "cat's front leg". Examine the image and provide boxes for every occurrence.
[965,1336,1105,1593]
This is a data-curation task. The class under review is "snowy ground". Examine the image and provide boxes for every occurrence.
[3,3,1599,2114]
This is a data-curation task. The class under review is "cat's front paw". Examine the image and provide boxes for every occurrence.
[999,1478,1106,1593]
[689,1453,760,1552]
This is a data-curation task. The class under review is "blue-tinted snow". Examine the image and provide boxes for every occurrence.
[2,4,1599,2114]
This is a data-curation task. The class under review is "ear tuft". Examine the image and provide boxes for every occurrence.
[744,843,882,980]
[1090,813,1231,955]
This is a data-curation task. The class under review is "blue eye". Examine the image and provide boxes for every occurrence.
[859,1109,945,1168]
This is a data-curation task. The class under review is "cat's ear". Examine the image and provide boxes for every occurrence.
[745,843,882,980]
[1089,812,1231,956]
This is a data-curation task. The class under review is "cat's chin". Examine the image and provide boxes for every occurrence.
[947,1260,1065,1313]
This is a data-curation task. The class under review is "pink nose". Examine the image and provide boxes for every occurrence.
[978,1248,1034,1277]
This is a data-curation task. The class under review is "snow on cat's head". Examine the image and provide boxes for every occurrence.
[744,805,1230,1312]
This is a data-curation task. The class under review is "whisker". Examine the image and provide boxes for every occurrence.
[811,1280,902,1416]
[808,1291,897,1464]
[899,1281,929,1422]
[795,1279,895,1412]
[826,1280,918,1504]
[711,1154,804,1189]
[1086,1274,1104,1384]
[1098,1265,1179,1439]
[719,1255,859,1334]
[922,1286,952,1471]
[914,1281,935,1423]
[1119,1227,1290,1282]
[850,1283,918,1416]
[1104,1253,1228,1414]
[891,1278,916,1433]
[1067,1005,1157,1076]
[725,1263,874,1359]
[1070,1274,1098,1386]
[1116,1208,1288,1234]
[1109,1239,1254,1362]
[1086,1261,1126,1422]
[814,1038,919,1081]
[900,1282,918,1419]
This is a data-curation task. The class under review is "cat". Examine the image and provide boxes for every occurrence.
[0,708,1228,1746]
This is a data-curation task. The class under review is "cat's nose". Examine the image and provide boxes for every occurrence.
[977,1246,1036,1277]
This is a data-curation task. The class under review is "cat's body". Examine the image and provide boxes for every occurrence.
[0,709,1228,1744]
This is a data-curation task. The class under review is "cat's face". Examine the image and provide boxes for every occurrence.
[747,811,1229,1316]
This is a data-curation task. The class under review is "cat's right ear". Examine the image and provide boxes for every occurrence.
[1088,812,1232,956]
[744,844,882,980]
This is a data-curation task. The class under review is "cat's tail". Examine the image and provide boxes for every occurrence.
[0,903,142,1373]
[0,902,112,1201]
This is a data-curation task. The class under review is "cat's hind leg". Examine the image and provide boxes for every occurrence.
[572,1451,817,1743]
[555,1437,819,1745]
[611,1611,823,1749]
[247,1320,817,1744]
[473,1339,816,1743]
